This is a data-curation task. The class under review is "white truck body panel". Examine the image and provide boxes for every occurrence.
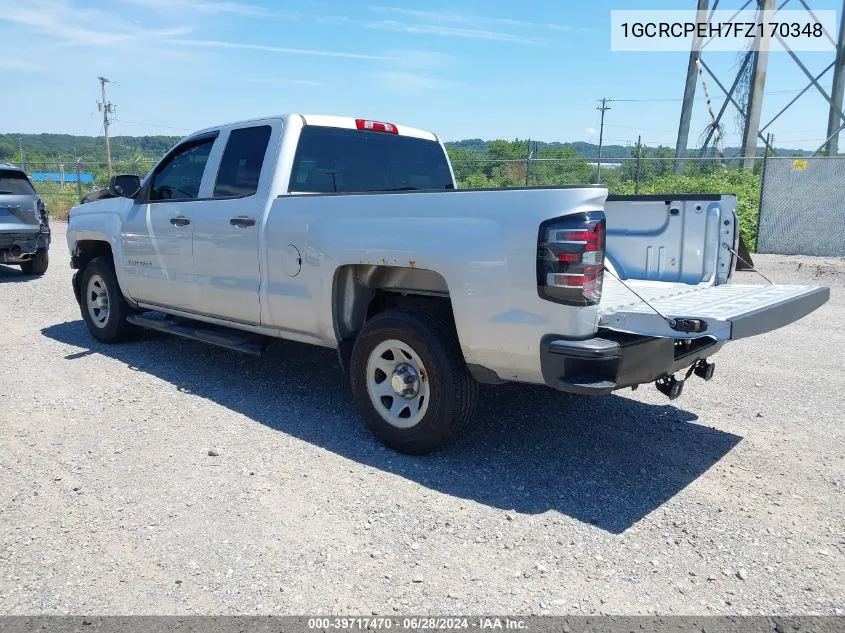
[264,187,606,383]
[604,196,735,286]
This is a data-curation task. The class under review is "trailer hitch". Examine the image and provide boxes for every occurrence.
[655,360,716,400]
[656,375,684,400]
[694,359,715,381]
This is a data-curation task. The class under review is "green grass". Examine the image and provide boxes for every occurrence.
[33,181,92,221]
[455,162,762,251]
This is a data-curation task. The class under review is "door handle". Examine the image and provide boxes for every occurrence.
[170,215,190,226]
[230,216,256,228]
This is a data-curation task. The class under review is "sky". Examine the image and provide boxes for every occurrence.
[0,0,842,150]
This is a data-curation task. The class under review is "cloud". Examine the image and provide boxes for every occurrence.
[495,18,532,27]
[367,7,570,33]
[384,49,455,70]
[364,20,545,45]
[0,56,37,70]
[120,0,293,18]
[241,77,325,87]
[372,71,457,92]
[497,18,572,31]
[169,38,393,60]
[585,127,598,137]
[0,0,192,48]
[368,5,468,23]
[317,15,354,25]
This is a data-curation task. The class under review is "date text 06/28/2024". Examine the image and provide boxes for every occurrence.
[306,617,528,630]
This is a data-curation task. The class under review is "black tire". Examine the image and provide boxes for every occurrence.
[349,307,478,455]
[20,248,48,275]
[79,256,136,343]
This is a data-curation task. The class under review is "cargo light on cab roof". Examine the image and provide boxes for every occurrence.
[355,119,399,134]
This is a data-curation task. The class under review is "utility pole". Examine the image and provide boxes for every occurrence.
[596,98,612,182]
[741,0,774,170]
[98,76,115,179]
[18,137,25,172]
[825,0,845,156]
[635,135,643,194]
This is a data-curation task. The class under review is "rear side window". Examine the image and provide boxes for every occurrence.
[0,170,36,195]
[289,126,454,193]
[214,125,272,198]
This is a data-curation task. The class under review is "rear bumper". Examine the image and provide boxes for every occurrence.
[540,331,724,395]
[0,230,50,264]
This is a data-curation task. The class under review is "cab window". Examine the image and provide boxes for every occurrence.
[214,126,272,198]
[150,136,216,201]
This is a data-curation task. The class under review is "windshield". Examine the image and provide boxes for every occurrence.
[0,170,36,195]
[289,126,454,193]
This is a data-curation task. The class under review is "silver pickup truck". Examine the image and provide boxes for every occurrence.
[66,114,829,454]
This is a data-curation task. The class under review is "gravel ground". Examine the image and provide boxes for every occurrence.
[1,223,842,616]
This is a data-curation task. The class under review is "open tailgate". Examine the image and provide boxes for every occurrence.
[599,278,829,341]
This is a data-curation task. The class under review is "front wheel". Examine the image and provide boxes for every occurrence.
[20,248,48,275]
[79,256,136,343]
[349,307,478,454]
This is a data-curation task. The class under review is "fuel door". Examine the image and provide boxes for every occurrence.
[282,244,302,277]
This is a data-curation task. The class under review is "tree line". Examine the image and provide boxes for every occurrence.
[5,133,765,249]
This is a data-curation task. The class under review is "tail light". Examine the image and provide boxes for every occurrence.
[38,200,49,225]
[355,119,399,134]
[537,211,606,306]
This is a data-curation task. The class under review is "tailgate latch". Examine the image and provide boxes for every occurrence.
[669,318,708,334]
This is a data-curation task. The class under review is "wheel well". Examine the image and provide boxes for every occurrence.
[333,264,456,371]
[365,290,452,320]
[73,240,113,271]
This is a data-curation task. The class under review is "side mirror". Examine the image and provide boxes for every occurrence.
[108,174,141,198]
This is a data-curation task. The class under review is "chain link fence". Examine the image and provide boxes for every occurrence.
[450,156,763,254]
[6,160,158,219]
[449,156,763,190]
[757,156,845,257]
[8,155,773,251]
[13,152,844,257]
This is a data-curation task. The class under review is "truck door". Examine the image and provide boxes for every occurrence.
[121,134,217,311]
[188,123,277,324]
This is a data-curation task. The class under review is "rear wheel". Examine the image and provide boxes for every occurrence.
[20,248,48,275]
[79,256,136,343]
[349,307,478,454]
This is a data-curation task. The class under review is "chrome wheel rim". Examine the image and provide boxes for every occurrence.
[366,339,430,429]
[86,273,110,328]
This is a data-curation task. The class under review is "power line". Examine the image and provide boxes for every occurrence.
[114,119,191,133]
[604,123,677,133]
[613,88,813,103]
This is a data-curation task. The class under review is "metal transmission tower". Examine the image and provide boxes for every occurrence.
[97,76,116,179]
[674,0,845,171]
